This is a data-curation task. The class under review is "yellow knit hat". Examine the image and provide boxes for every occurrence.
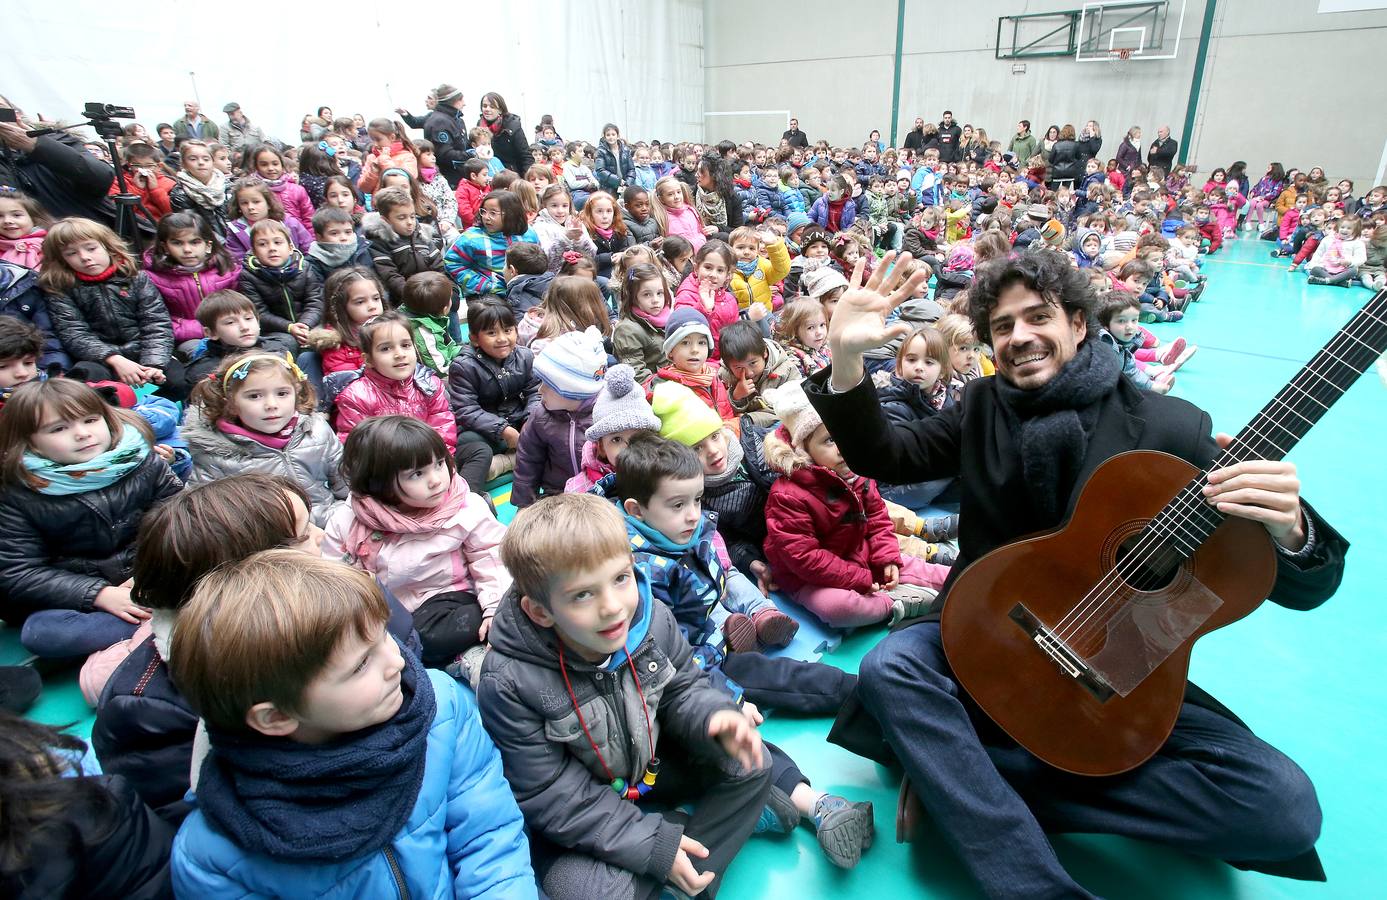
[652,381,723,447]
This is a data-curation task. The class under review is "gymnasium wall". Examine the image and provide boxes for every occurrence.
[703,0,1387,186]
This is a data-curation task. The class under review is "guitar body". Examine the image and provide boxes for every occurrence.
[940,450,1278,776]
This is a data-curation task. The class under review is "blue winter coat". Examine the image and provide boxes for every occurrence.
[171,669,537,900]
[626,508,730,648]
[0,260,69,371]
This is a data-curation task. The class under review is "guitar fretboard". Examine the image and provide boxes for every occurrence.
[1147,289,1387,557]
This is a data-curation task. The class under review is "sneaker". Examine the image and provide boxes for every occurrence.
[926,542,958,566]
[1306,275,1325,285]
[752,608,799,648]
[1166,343,1198,373]
[722,613,758,653]
[814,795,875,868]
[756,785,801,835]
[446,645,489,691]
[888,584,939,626]
[919,513,959,542]
[1166,310,1184,322]
[1158,337,1187,366]
[1139,310,1159,324]
[487,453,516,481]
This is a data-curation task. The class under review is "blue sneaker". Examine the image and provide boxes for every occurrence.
[755,786,799,835]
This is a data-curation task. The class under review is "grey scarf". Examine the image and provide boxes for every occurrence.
[703,427,745,489]
[308,237,358,269]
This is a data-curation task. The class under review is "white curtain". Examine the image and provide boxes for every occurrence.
[4,0,703,148]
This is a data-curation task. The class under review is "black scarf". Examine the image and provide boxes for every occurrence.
[196,640,436,861]
[993,338,1120,522]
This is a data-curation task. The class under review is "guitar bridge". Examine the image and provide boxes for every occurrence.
[1009,604,1116,702]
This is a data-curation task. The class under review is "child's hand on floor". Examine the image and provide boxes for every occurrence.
[669,835,714,895]
[707,709,764,772]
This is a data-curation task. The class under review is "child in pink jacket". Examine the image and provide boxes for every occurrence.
[143,213,242,346]
[331,311,456,452]
[246,144,315,233]
[323,415,509,667]
[673,240,741,361]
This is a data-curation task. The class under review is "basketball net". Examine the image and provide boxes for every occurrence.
[1108,47,1134,73]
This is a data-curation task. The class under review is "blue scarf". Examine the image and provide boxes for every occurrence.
[605,569,655,672]
[22,426,149,496]
[735,259,761,278]
[196,641,436,861]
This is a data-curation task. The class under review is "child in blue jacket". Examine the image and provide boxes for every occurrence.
[168,551,537,899]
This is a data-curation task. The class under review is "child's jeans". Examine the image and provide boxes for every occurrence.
[712,571,778,625]
[790,556,950,628]
[21,608,139,658]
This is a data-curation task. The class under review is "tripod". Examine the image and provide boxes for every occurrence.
[97,129,154,254]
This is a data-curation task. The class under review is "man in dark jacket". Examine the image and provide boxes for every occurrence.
[805,251,1348,898]
[0,99,115,223]
[782,117,808,149]
[1147,124,1179,174]
[936,111,963,163]
[902,117,926,151]
[422,84,470,188]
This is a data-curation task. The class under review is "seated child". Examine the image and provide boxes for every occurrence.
[512,326,606,507]
[237,219,324,349]
[935,313,993,402]
[565,363,661,493]
[718,319,801,427]
[674,240,741,356]
[762,381,949,628]
[183,289,282,387]
[621,187,661,244]
[1306,216,1367,287]
[1095,293,1182,395]
[476,493,771,900]
[307,267,386,376]
[246,142,315,231]
[168,551,536,898]
[777,296,832,380]
[332,311,456,452]
[533,186,598,272]
[224,179,312,263]
[1072,227,1103,269]
[646,307,737,427]
[934,244,975,302]
[445,191,541,301]
[185,352,347,525]
[0,379,183,658]
[728,226,791,318]
[363,185,448,305]
[401,271,462,375]
[304,206,374,285]
[454,158,492,230]
[0,255,68,373]
[1362,216,1387,290]
[448,299,538,493]
[863,258,943,378]
[143,212,241,350]
[1114,260,1182,323]
[325,416,508,669]
[612,261,671,385]
[0,187,52,268]
[504,242,555,345]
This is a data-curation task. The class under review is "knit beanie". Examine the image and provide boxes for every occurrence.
[434,84,463,104]
[802,266,849,300]
[586,364,661,441]
[1040,218,1067,248]
[1027,204,1052,224]
[764,380,823,449]
[799,227,831,254]
[785,211,812,237]
[652,381,723,447]
[533,326,607,400]
[661,307,714,358]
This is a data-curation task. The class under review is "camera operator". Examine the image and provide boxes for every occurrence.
[0,95,116,223]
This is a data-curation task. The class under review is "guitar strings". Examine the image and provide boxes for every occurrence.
[1044,294,1387,652]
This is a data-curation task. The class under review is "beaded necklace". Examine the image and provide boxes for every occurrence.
[557,641,660,800]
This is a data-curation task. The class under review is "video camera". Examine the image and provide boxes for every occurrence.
[82,102,135,139]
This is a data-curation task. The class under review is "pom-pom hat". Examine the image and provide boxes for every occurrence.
[533,326,607,400]
[586,364,661,441]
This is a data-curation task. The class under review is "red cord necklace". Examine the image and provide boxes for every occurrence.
[558,640,660,800]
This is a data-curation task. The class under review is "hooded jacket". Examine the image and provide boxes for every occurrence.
[183,410,347,527]
[0,260,69,370]
[1071,227,1104,269]
[476,581,744,883]
[46,270,175,368]
[447,345,539,443]
[142,253,242,343]
[361,213,447,305]
[728,239,791,315]
[718,338,802,426]
[595,141,636,192]
[334,365,456,451]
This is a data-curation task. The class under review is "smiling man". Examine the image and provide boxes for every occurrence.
[804,250,1348,898]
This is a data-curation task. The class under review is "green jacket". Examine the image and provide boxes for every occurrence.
[403,307,461,376]
[1008,132,1039,164]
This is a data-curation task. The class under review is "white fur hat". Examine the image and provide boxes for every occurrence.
[764,380,824,449]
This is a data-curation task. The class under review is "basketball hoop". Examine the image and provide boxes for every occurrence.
[1108,47,1134,73]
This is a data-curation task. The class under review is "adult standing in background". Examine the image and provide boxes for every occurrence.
[221,103,266,156]
[936,111,962,163]
[421,85,469,188]
[903,117,926,152]
[782,117,809,149]
[1147,125,1178,174]
[477,93,532,175]
[173,101,218,143]
[397,92,437,131]
[1077,120,1103,162]
[1046,124,1083,188]
[1007,120,1037,164]
[963,127,990,166]
[1116,125,1143,174]
[1040,125,1060,161]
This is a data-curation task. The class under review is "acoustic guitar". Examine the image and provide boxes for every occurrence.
[940,289,1386,776]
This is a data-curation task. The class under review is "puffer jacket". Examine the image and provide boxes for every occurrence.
[183,410,347,527]
[510,402,592,508]
[595,141,635,192]
[443,225,541,298]
[673,274,738,359]
[505,272,553,314]
[322,484,510,614]
[612,314,664,385]
[172,669,537,900]
[591,228,634,279]
[728,239,791,315]
[718,338,801,426]
[237,253,324,334]
[878,373,950,424]
[361,213,447,304]
[46,271,175,368]
[334,366,457,453]
[446,345,538,443]
[0,260,69,370]
[622,210,661,245]
[624,507,730,648]
[762,427,900,594]
[477,582,744,884]
[141,253,242,343]
[0,451,183,621]
[479,113,534,175]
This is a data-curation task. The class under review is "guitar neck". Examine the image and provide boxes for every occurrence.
[1151,289,1387,549]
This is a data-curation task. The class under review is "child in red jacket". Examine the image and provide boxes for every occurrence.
[1193,206,1222,254]
[761,382,948,629]
[644,307,737,431]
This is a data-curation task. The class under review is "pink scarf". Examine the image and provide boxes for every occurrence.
[593,224,614,240]
[344,474,469,572]
[0,230,46,269]
[633,305,671,329]
[216,415,298,450]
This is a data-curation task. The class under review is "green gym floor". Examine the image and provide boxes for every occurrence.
[5,237,1381,898]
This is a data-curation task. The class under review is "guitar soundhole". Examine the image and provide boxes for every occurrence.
[1113,532,1181,593]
